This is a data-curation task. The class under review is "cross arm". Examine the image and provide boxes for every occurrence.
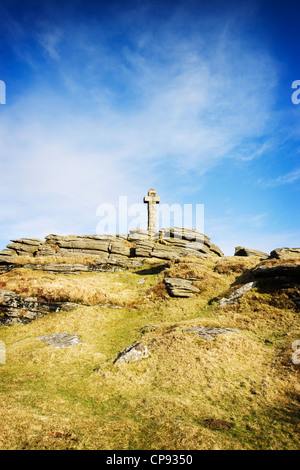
[144,196,160,203]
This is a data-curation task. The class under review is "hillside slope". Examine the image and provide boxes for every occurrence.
[0,248,299,450]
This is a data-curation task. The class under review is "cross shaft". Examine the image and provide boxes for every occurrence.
[143,189,160,237]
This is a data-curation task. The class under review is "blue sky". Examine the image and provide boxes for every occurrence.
[0,0,299,255]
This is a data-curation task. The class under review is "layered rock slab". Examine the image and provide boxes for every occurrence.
[0,289,78,325]
[164,277,200,297]
[218,282,257,306]
[234,246,268,258]
[270,248,300,260]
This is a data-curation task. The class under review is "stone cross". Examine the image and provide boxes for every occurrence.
[144,188,160,237]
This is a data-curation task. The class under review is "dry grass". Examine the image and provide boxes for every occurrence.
[0,268,143,306]
[145,281,169,301]
[0,256,299,449]
[164,260,229,298]
[214,256,260,276]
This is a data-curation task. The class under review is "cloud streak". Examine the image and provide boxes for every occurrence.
[264,168,300,187]
[0,2,295,254]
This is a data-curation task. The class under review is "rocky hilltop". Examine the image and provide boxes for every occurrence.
[0,228,224,271]
[0,227,298,274]
[0,227,299,326]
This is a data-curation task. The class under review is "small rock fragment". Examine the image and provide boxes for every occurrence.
[114,342,149,364]
[218,282,256,306]
[182,326,241,340]
[164,277,200,297]
[38,332,82,348]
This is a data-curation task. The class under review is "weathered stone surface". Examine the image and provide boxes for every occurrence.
[160,227,211,245]
[163,239,208,254]
[209,243,224,257]
[20,256,146,274]
[144,189,160,237]
[11,238,43,246]
[102,256,146,269]
[0,249,16,264]
[160,237,188,248]
[152,244,180,260]
[7,242,39,254]
[135,240,184,260]
[36,245,58,257]
[235,246,268,258]
[45,235,130,258]
[56,249,101,257]
[38,332,82,348]
[46,234,119,241]
[218,282,256,306]
[135,240,154,257]
[164,277,200,297]
[179,249,207,259]
[134,239,212,261]
[45,234,65,242]
[116,234,128,240]
[7,255,146,274]
[270,248,300,260]
[6,239,44,257]
[159,238,217,257]
[110,240,131,257]
[187,242,211,255]
[182,326,241,340]
[0,289,78,325]
[114,342,149,364]
[56,238,110,252]
[128,229,155,241]
[159,229,222,257]
[2,227,223,269]
[1,249,16,255]
[57,248,110,257]
[84,235,117,240]
[253,264,300,279]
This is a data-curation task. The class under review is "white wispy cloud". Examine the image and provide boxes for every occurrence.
[36,26,63,60]
[264,168,300,187]
[0,5,284,251]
